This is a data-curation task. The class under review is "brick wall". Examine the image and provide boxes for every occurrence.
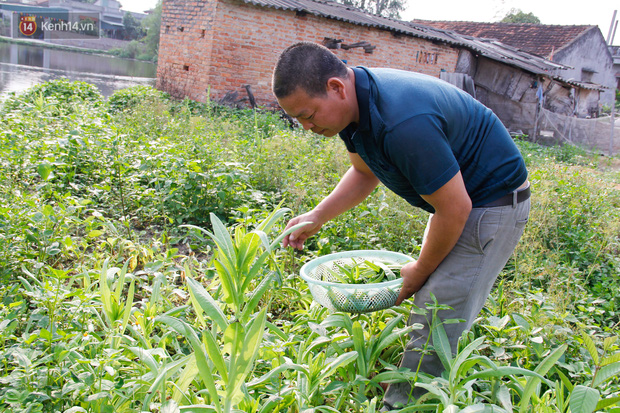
[157,0,460,107]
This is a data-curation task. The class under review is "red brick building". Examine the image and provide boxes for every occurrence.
[156,0,466,106]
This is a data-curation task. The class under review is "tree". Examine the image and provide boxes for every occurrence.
[141,1,162,59]
[501,8,541,24]
[340,0,405,19]
[123,11,143,40]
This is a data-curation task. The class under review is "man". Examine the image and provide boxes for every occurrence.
[272,41,530,409]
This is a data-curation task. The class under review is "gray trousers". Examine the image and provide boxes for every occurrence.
[383,198,531,410]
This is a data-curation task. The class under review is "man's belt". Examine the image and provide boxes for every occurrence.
[482,184,531,208]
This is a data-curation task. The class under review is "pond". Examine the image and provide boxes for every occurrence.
[0,41,157,100]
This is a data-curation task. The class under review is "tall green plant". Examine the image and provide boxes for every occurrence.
[153,208,311,412]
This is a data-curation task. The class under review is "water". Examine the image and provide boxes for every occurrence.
[0,41,157,100]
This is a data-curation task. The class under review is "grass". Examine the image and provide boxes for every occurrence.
[0,80,619,412]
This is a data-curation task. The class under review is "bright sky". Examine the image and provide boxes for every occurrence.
[401,0,619,42]
[120,0,620,44]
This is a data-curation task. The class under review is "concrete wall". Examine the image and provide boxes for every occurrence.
[156,0,459,107]
[553,27,615,109]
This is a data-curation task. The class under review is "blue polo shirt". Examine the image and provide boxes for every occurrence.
[339,67,528,213]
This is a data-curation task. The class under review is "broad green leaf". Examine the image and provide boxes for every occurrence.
[241,250,271,298]
[120,279,135,335]
[236,231,260,274]
[186,275,228,332]
[64,407,87,413]
[87,230,104,238]
[581,332,600,365]
[592,361,620,388]
[226,308,267,405]
[449,336,486,384]
[601,352,620,366]
[239,271,274,323]
[156,316,221,412]
[179,405,218,412]
[603,336,618,352]
[252,229,271,252]
[213,260,237,307]
[114,259,130,303]
[519,344,567,413]
[37,162,53,180]
[569,385,599,413]
[415,382,450,406]
[254,204,290,233]
[257,395,285,413]
[466,366,548,383]
[143,357,189,409]
[431,321,453,371]
[265,320,288,341]
[210,213,236,265]
[376,314,404,344]
[318,351,358,382]
[99,259,114,325]
[352,321,368,377]
[321,313,354,333]
[173,354,199,403]
[128,346,159,373]
[203,329,228,383]
[595,395,620,410]
[371,371,413,383]
[497,384,513,412]
[554,366,575,392]
[247,363,309,388]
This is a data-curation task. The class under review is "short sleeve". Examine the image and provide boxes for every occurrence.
[338,128,357,153]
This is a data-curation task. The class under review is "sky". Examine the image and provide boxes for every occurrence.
[120,0,620,44]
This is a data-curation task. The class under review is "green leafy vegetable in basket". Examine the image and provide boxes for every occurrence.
[325,259,402,284]
[326,286,399,313]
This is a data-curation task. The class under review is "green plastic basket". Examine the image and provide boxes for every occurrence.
[300,250,415,313]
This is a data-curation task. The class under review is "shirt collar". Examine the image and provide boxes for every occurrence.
[341,67,371,137]
[352,66,371,133]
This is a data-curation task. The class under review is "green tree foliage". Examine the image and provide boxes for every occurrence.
[141,0,162,57]
[501,8,541,24]
[122,11,143,40]
[340,0,405,19]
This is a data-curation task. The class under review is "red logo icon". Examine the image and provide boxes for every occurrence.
[19,15,37,36]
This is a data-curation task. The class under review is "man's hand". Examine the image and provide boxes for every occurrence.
[282,211,324,250]
[395,261,431,305]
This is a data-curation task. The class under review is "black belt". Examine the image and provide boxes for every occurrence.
[481,185,531,208]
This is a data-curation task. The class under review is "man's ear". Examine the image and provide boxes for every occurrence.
[326,77,347,99]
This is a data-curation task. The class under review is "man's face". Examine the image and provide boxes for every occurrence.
[277,84,351,137]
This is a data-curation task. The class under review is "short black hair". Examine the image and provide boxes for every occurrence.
[272,42,348,99]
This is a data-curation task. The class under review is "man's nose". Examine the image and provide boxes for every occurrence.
[298,119,314,130]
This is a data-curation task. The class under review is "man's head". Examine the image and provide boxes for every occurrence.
[272,42,358,137]
[272,41,348,99]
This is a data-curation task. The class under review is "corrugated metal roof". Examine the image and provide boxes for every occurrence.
[239,0,606,89]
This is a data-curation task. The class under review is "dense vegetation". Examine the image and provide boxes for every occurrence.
[0,80,619,413]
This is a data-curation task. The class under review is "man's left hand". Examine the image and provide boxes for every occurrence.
[395,261,431,305]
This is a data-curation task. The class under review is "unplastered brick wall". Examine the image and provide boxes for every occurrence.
[157,0,460,106]
[157,0,218,101]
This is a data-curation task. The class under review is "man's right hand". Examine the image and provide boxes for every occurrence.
[282,211,324,250]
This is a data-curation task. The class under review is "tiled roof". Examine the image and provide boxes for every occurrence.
[410,20,596,58]
[240,0,569,75]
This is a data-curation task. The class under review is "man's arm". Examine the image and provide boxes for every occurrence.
[282,152,380,249]
[395,171,472,305]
